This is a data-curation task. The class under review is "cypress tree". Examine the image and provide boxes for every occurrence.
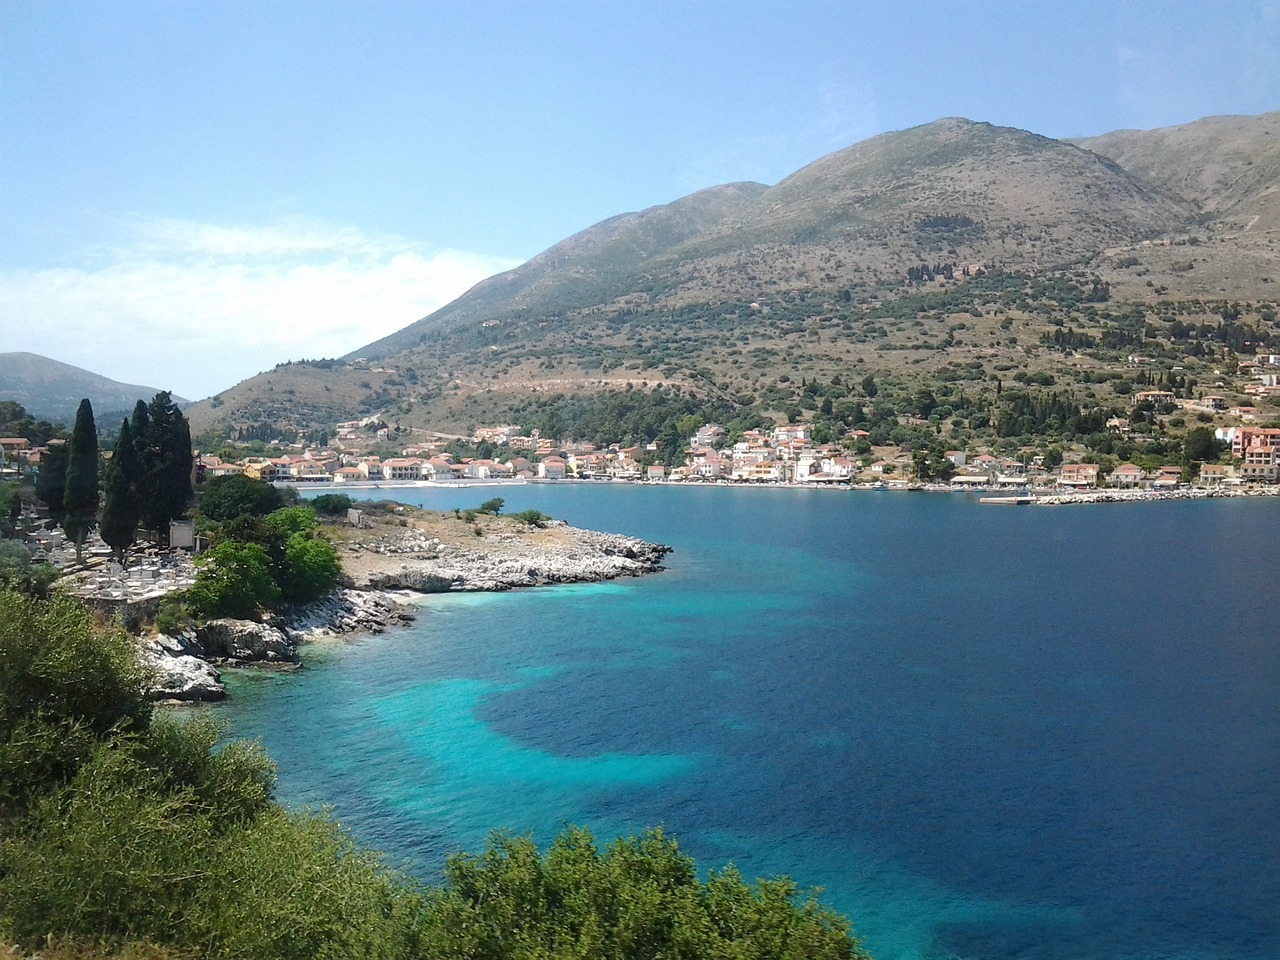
[100,419,141,564]
[135,392,193,545]
[34,443,68,520]
[61,399,99,564]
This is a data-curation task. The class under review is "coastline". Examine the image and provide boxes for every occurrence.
[144,508,671,703]
[286,475,1280,503]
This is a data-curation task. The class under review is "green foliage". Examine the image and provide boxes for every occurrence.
[1183,425,1226,462]
[153,597,194,636]
[0,590,151,816]
[309,493,355,516]
[0,483,21,537]
[100,420,141,562]
[200,474,285,522]
[35,442,68,519]
[511,509,552,528]
[430,826,866,960]
[278,532,342,604]
[477,497,505,515]
[263,505,320,537]
[61,400,100,561]
[198,505,339,610]
[188,540,281,620]
[0,590,865,960]
[132,393,194,538]
[0,540,59,598]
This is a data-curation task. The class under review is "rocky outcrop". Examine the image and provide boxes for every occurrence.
[197,618,297,664]
[138,635,225,702]
[280,588,418,640]
[354,524,672,593]
[137,587,417,702]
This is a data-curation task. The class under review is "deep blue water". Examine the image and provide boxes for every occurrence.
[217,486,1280,960]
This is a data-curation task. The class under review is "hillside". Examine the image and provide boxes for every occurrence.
[1077,111,1280,231]
[184,113,1280,449]
[0,353,187,424]
[355,181,770,359]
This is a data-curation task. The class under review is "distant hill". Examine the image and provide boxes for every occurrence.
[184,112,1280,443]
[0,353,187,424]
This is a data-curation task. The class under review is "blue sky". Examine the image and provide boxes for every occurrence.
[2,0,1278,401]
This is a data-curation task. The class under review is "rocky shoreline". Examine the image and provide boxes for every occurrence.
[141,519,672,703]
[344,521,673,592]
[1033,486,1280,505]
[140,587,420,702]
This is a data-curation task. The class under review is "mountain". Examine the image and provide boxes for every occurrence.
[356,181,770,359]
[356,119,1191,359]
[0,353,187,424]
[185,113,1280,443]
[1076,111,1280,231]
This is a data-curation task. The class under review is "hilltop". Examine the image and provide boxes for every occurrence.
[184,113,1280,451]
[0,353,187,425]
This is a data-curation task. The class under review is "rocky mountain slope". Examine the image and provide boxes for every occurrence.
[184,112,1280,443]
[1076,111,1280,231]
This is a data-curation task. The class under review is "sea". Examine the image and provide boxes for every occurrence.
[215,484,1280,960]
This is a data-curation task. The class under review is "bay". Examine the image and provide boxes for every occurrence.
[217,485,1280,960]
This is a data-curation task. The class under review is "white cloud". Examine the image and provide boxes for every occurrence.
[0,217,520,401]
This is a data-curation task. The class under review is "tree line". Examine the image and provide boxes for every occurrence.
[33,392,193,562]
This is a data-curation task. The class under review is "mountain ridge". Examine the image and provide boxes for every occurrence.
[171,110,1280,443]
[0,352,188,424]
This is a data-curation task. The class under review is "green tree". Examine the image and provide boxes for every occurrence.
[1184,425,1225,462]
[0,481,21,538]
[0,590,151,816]
[309,492,355,516]
[100,419,142,563]
[278,533,341,603]
[187,540,281,620]
[431,826,866,960]
[135,392,194,542]
[61,399,100,564]
[35,442,68,520]
[0,540,59,598]
[201,474,285,522]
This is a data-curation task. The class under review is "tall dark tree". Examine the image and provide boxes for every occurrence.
[100,419,141,563]
[61,399,99,564]
[34,442,68,521]
[134,392,194,545]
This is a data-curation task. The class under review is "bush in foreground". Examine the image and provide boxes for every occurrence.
[0,589,869,960]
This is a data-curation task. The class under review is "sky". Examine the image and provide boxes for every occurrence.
[2,0,1278,402]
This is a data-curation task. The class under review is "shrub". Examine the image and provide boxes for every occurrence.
[309,493,355,516]
[153,597,194,635]
[187,541,280,620]
[200,475,284,522]
[511,510,552,528]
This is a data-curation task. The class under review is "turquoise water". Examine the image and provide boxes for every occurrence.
[219,486,1280,960]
